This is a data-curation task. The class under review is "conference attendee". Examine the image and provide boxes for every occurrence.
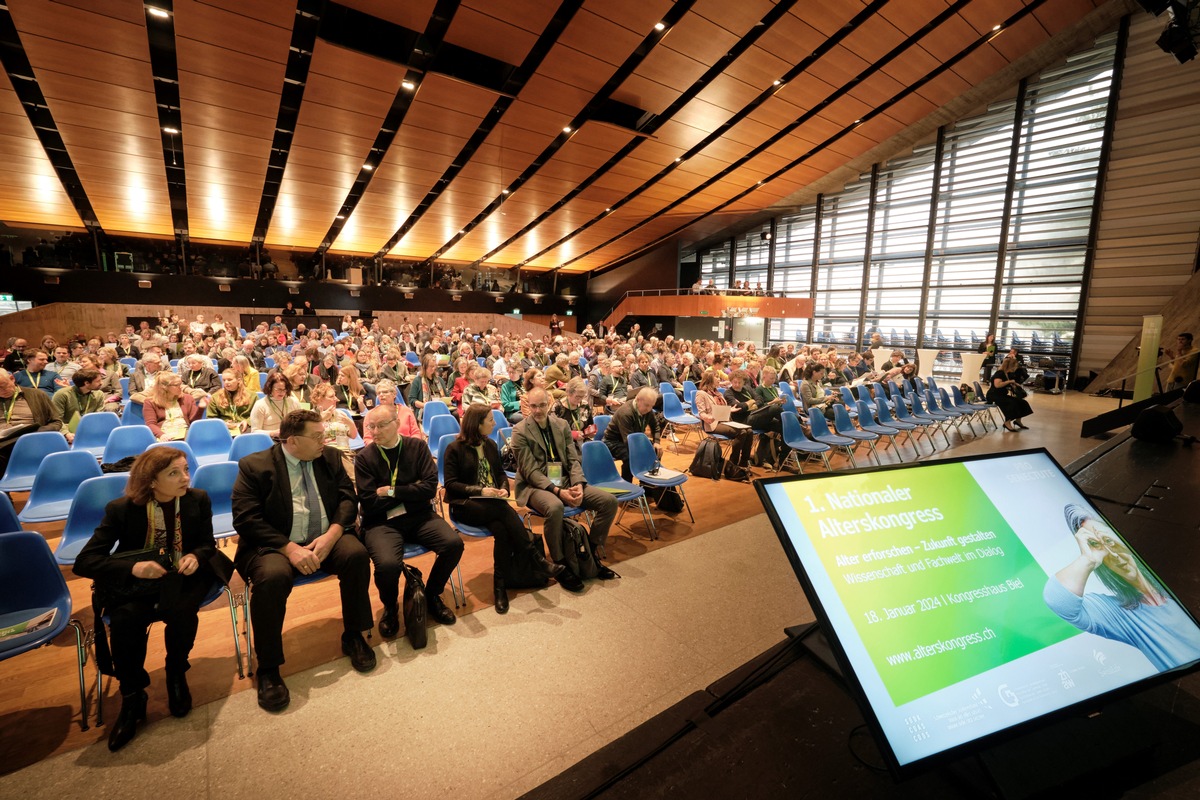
[693,369,751,475]
[333,365,369,414]
[310,383,362,480]
[14,350,58,396]
[233,354,260,397]
[1162,332,1198,391]
[355,405,463,633]
[207,369,256,435]
[443,404,564,614]
[1046,504,1200,672]
[282,363,313,408]
[553,377,595,442]
[462,367,501,411]
[114,334,141,362]
[144,372,203,442]
[362,379,421,445]
[978,333,998,382]
[250,372,303,437]
[512,388,618,590]
[799,363,835,416]
[987,356,1033,432]
[52,368,105,443]
[180,353,220,399]
[73,448,227,751]
[50,345,80,385]
[602,387,661,482]
[599,358,628,411]
[407,354,449,422]
[748,366,789,466]
[628,352,655,397]
[281,301,297,317]
[232,411,375,711]
[518,367,546,420]
[129,353,165,404]
[0,368,63,477]
[544,352,571,392]
[3,337,28,371]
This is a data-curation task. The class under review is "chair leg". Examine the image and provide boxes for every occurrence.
[240,588,255,678]
[223,586,245,680]
[866,439,881,466]
[70,619,90,731]
[678,486,695,523]
[820,452,833,472]
[639,496,657,540]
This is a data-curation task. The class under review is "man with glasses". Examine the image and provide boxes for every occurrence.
[355,405,463,636]
[232,410,376,712]
[513,388,618,591]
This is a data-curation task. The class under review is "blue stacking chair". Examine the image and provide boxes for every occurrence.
[147,441,200,475]
[891,396,940,452]
[0,532,90,731]
[907,394,952,448]
[405,352,420,366]
[950,385,995,431]
[169,359,180,371]
[932,388,978,436]
[837,387,859,418]
[240,569,334,676]
[228,431,275,462]
[661,392,702,453]
[118,357,137,371]
[264,356,276,369]
[490,408,507,434]
[0,431,70,493]
[71,412,122,459]
[581,440,655,539]
[403,541,465,608]
[122,400,146,426]
[55,474,130,565]
[854,400,904,462]
[434,433,461,519]
[779,412,832,472]
[186,418,234,466]
[874,397,926,456]
[427,414,459,458]
[972,381,1003,426]
[192,461,239,541]
[257,372,268,391]
[628,432,692,523]
[778,381,795,403]
[477,357,487,368]
[119,376,131,405]
[18,451,104,525]
[421,400,450,431]
[0,492,21,533]
[832,404,881,466]
[102,425,156,464]
[593,415,611,442]
[808,408,858,468]
[682,380,698,404]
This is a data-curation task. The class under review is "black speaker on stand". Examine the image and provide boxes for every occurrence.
[1131,405,1183,443]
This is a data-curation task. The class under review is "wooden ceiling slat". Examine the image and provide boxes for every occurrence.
[443,5,538,67]
[879,0,949,36]
[630,46,708,95]
[558,9,645,67]
[587,0,675,37]
[336,0,438,31]
[612,74,684,117]
[691,0,778,37]
[840,15,910,64]
[988,16,1052,63]
[960,0,1029,36]
[173,39,289,92]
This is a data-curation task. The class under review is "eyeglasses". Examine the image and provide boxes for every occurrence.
[292,431,325,443]
[364,418,397,430]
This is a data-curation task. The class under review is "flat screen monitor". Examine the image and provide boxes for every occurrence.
[755,448,1200,776]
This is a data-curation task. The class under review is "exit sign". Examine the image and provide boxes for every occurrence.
[0,294,12,302]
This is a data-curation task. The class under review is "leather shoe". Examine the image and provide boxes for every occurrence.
[108,690,147,752]
[595,563,621,581]
[556,562,585,593]
[493,576,509,615]
[341,632,377,673]
[165,671,192,718]
[1015,421,1029,429]
[256,669,290,712]
[428,594,457,625]
[378,604,400,638]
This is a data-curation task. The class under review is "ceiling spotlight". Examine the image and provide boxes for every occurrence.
[162,126,179,134]
[1157,16,1197,62]
[760,231,772,241]
[562,126,572,134]
[363,163,374,171]
[335,215,345,220]
[147,7,171,19]
[401,80,416,90]
[501,189,510,195]
[773,79,782,86]
[654,22,666,31]
[605,207,612,212]
[674,157,682,163]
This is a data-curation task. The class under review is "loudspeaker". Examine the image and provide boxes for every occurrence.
[1131,405,1183,443]
[1184,380,1200,403]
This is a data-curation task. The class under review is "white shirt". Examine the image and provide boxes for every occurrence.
[282,447,328,543]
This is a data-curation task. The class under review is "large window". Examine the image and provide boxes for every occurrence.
[698,30,1118,381]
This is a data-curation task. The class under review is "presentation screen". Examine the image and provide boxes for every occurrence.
[756,448,1200,775]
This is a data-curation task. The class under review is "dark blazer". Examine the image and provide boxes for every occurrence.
[74,489,217,589]
[232,443,357,568]
[354,436,438,528]
[512,415,584,506]
[442,438,506,506]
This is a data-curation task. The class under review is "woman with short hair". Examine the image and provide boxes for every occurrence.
[249,372,301,436]
[144,372,202,441]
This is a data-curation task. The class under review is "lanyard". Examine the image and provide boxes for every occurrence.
[377,441,402,486]
[2,388,19,423]
[24,370,38,388]
[76,390,95,416]
[269,399,289,420]
[538,423,558,461]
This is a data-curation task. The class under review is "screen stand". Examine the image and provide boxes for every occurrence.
[785,623,844,682]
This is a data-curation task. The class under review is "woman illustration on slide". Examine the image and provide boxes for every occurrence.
[1044,504,1200,672]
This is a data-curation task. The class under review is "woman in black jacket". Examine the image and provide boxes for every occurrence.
[73,447,228,752]
[442,404,563,613]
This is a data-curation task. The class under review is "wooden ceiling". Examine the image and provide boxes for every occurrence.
[0,0,1109,272]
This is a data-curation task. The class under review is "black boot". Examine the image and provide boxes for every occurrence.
[166,671,192,718]
[108,690,147,752]
[493,576,509,614]
[529,543,566,579]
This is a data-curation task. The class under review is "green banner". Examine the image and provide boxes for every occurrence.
[785,463,1079,706]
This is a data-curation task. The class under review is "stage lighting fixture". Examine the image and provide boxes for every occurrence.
[1157,19,1197,62]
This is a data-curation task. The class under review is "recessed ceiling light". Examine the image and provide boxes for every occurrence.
[336,215,345,220]
[562,126,572,134]
[501,189,510,195]
[363,163,374,171]
[162,126,179,134]
[401,80,416,90]
[674,157,681,163]
[147,7,171,19]
[992,24,1002,31]
[773,79,781,86]
[654,22,665,31]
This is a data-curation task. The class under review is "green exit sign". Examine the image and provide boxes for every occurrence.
[699,310,709,315]
[0,294,12,302]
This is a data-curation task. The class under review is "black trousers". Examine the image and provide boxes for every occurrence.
[362,511,463,606]
[104,572,212,696]
[242,534,372,672]
[450,499,530,573]
[524,486,618,561]
[604,437,634,482]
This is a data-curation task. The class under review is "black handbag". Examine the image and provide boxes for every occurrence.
[402,563,428,650]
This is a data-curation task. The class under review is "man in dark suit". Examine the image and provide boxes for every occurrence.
[513,388,619,591]
[355,405,462,634]
[232,410,376,712]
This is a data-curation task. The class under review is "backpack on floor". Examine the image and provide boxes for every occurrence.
[688,437,724,480]
[501,533,552,590]
[559,517,599,580]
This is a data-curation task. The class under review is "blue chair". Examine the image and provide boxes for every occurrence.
[405,352,420,366]
[192,461,239,541]
[147,441,200,475]
[72,412,122,458]
[891,396,941,452]
[593,414,611,442]
[334,408,365,451]
[18,451,104,525]
[906,394,952,448]
[628,432,692,523]
[580,441,655,539]
[118,357,137,371]
[0,431,69,493]
[779,411,832,472]
[682,380,698,404]
[102,425,157,464]
[490,408,507,433]
[932,388,977,436]
[186,418,234,466]
[874,397,926,457]
[0,492,21,533]
[119,376,130,405]
[0,532,90,731]
[951,385,996,430]
[169,359,180,371]
[122,400,146,426]
[427,414,460,457]
[434,433,460,519]
[832,404,881,466]
[476,357,486,368]
[854,400,905,462]
[55,474,130,565]
[495,426,517,482]
[228,432,275,462]
[778,381,795,403]
[403,542,466,609]
[421,400,450,432]
[264,356,276,369]
[661,392,702,453]
[808,408,858,468]
[837,387,859,418]
[258,372,268,391]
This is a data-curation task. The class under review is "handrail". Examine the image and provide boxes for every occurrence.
[1103,351,1194,387]
[602,287,792,327]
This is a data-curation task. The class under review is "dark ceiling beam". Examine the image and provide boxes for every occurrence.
[143,0,190,246]
[0,5,102,233]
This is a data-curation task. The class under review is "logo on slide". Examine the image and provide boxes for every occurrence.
[998,684,1019,707]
